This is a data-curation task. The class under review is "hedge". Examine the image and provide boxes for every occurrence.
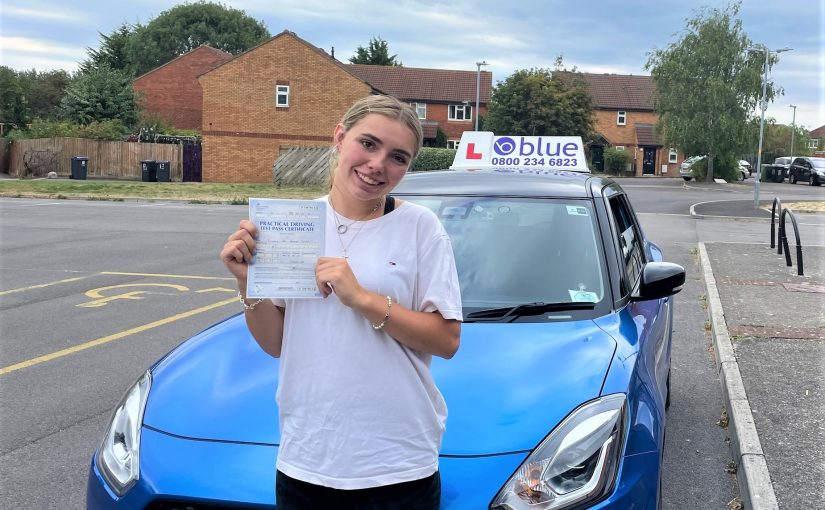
[411,147,457,172]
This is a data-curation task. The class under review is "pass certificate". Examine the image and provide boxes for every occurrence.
[246,198,326,299]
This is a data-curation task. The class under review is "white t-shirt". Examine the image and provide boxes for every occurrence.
[273,196,462,490]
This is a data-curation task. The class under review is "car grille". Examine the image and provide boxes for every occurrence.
[146,501,272,510]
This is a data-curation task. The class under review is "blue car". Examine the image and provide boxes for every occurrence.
[87,168,684,510]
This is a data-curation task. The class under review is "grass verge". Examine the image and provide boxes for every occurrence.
[0,178,324,202]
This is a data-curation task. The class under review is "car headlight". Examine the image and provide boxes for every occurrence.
[96,371,151,496]
[490,394,626,510]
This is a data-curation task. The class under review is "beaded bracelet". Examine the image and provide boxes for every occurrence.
[238,291,264,311]
[371,295,393,330]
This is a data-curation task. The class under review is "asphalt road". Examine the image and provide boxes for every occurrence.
[0,179,822,509]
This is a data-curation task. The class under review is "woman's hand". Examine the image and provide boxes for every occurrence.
[220,220,258,282]
[315,257,365,306]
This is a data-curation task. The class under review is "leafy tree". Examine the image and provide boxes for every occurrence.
[0,66,29,127]
[349,37,402,66]
[17,69,72,120]
[125,2,270,76]
[485,67,595,139]
[80,23,135,74]
[60,67,139,126]
[756,120,812,160]
[645,2,776,181]
[434,127,448,148]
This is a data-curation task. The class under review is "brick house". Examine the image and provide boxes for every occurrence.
[347,64,491,148]
[133,45,233,131]
[198,30,492,182]
[808,124,825,154]
[581,73,683,177]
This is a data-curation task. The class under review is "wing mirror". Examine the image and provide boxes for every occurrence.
[631,262,686,302]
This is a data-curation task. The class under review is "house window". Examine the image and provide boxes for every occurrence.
[410,103,427,119]
[669,148,678,163]
[276,85,289,107]
[617,111,626,125]
[449,104,472,121]
[615,145,625,151]
[809,139,820,149]
[447,140,460,149]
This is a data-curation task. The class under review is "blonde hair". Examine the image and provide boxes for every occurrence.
[328,95,423,190]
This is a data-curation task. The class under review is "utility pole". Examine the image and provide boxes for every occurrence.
[475,61,488,131]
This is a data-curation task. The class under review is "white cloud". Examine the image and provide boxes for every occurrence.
[0,36,86,59]
[1,5,84,22]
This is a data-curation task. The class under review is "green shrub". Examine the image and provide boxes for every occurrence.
[8,118,129,141]
[410,147,456,172]
[603,147,631,174]
[690,154,739,181]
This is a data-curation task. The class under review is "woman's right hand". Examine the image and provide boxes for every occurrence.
[220,220,258,282]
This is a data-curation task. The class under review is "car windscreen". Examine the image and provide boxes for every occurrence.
[811,159,825,169]
[404,196,607,315]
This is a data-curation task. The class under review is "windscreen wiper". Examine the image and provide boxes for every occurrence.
[464,301,596,321]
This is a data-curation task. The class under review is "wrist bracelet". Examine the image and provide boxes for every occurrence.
[371,295,393,330]
[238,291,264,311]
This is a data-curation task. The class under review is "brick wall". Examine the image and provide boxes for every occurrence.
[425,103,487,140]
[200,33,372,182]
[133,46,232,131]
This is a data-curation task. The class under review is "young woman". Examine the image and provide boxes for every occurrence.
[220,95,462,509]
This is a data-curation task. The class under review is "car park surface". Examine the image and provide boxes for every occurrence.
[84,157,685,510]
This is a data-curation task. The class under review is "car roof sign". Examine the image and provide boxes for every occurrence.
[450,131,590,173]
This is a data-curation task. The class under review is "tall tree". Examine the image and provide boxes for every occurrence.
[484,66,595,139]
[125,1,270,76]
[645,1,775,181]
[17,69,73,120]
[349,37,402,66]
[0,66,29,127]
[79,23,135,74]
[60,67,139,126]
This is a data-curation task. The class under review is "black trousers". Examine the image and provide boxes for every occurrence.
[275,470,441,510]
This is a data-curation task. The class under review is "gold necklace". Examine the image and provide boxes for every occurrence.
[329,195,383,258]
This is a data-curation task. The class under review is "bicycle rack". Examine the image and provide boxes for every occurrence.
[770,197,782,252]
[779,208,804,275]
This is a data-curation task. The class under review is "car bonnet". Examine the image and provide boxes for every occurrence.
[143,315,617,455]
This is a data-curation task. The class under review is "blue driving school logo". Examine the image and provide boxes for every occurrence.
[493,137,517,155]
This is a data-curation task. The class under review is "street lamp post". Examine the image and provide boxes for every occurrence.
[475,61,488,131]
[747,45,792,207]
[789,104,797,161]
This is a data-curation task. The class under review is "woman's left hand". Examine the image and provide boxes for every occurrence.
[315,257,364,306]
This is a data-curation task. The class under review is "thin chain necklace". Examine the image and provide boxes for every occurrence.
[329,194,383,258]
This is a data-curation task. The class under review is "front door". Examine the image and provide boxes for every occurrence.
[642,148,656,175]
[591,146,604,172]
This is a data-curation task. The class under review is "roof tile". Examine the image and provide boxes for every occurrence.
[347,64,492,104]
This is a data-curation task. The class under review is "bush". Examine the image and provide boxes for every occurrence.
[8,118,129,141]
[689,154,739,181]
[603,147,631,174]
[411,147,456,172]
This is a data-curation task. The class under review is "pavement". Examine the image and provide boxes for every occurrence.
[694,201,824,510]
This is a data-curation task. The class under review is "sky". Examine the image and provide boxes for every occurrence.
[1,0,823,131]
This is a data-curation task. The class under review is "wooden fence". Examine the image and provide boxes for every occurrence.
[8,138,182,180]
[273,146,332,186]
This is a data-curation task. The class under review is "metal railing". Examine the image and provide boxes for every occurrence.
[771,197,804,275]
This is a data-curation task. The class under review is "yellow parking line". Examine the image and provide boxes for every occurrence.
[0,276,89,296]
[102,272,235,281]
[0,297,237,376]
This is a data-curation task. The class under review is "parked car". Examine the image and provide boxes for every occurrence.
[738,160,752,178]
[679,155,706,181]
[788,156,825,186]
[770,157,792,183]
[87,159,685,510]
